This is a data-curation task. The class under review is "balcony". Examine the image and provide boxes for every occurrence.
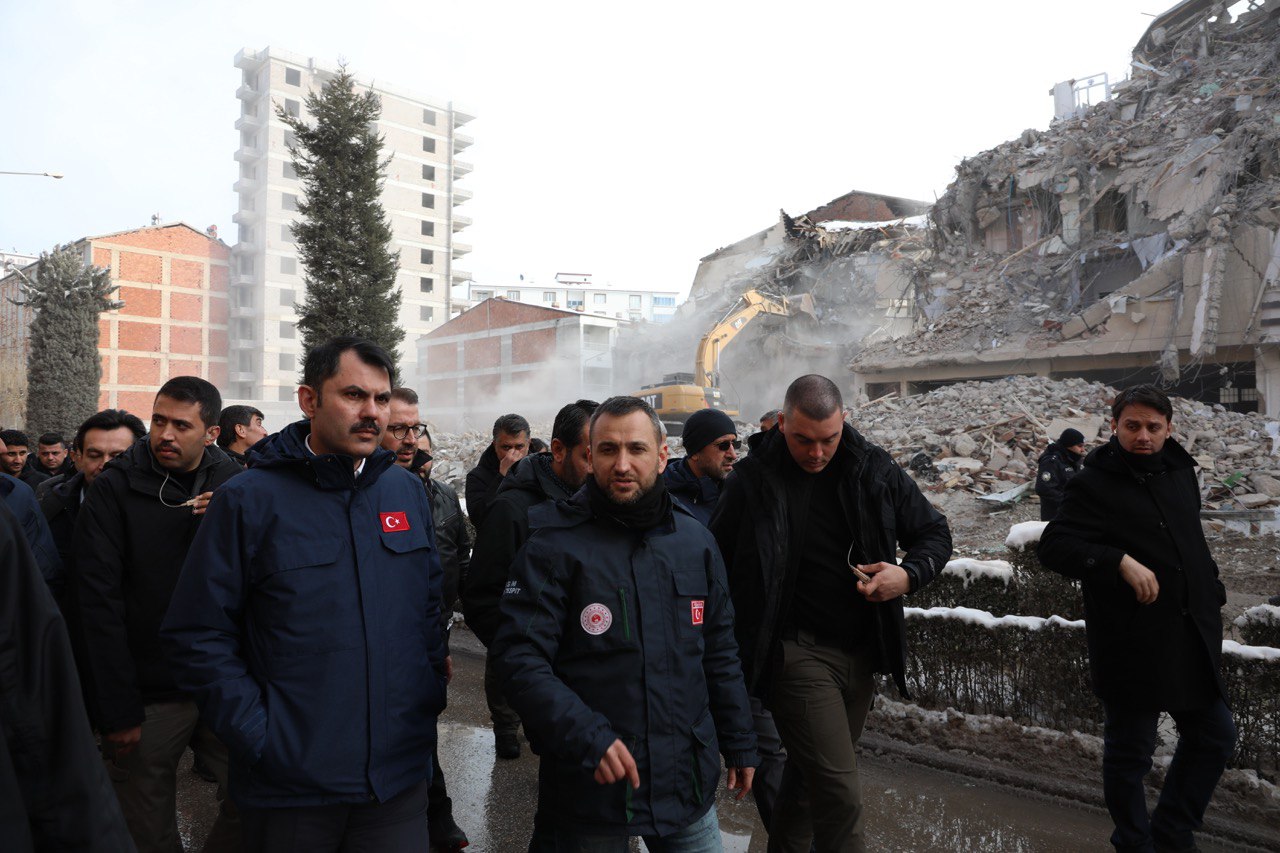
[232,271,255,287]
[235,113,263,133]
[232,209,260,226]
[233,146,264,164]
[453,160,473,178]
[452,213,472,231]
[452,132,474,153]
[231,301,257,319]
[236,84,263,103]
[451,268,471,285]
[232,177,258,195]
[452,242,472,259]
[230,336,256,351]
[452,187,473,205]
[452,106,477,126]
[234,48,266,71]
[233,239,258,255]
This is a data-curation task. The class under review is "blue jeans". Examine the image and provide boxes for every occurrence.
[1102,697,1236,852]
[541,803,721,852]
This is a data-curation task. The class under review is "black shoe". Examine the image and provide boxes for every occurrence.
[430,817,469,852]
[192,754,217,783]
[495,729,521,760]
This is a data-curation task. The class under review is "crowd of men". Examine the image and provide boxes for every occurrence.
[0,333,1238,853]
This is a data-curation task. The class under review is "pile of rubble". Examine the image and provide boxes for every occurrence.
[846,376,1280,509]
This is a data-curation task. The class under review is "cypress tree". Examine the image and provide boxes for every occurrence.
[13,245,122,437]
[277,66,403,378]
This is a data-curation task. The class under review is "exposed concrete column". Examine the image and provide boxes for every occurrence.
[1255,346,1280,419]
[1191,244,1226,357]
[1060,191,1083,247]
[850,372,867,401]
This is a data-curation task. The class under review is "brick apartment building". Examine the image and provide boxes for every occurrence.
[417,298,626,430]
[0,223,231,427]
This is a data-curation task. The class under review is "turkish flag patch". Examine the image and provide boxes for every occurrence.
[691,599,705,626]
[380,511,410,533]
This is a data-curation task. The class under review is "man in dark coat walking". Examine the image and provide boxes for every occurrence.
[464,413,530,529]
[463,399,597,760]
[492,396,758,849]
[74,377,243,853]
[1038,385,1235,853]
[1036,427,1086,520]
[663,407,738,526]
[710,375,951,853]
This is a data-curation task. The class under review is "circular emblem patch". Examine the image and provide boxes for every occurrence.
[1041,472,1052,482]
[580,603,613,635]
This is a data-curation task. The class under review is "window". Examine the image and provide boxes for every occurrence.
[422,164,436,181]
[629,295,642,309]
[240,163,256,180]
[419,306,434,322]
[284,98,300,118]
[421,193,435,209]
[423,108,436,125]
[280,224,294,242]
[238,256,254,274]
[420,249,434,265]
[240,131,255,149]
[279,352,295,371]
[285,67,301,87]
[280,289,297,307]
[279,321,296,339]
[280,257,296,275]
[237,224,254,244]
[543,291,556,302]
[568,298,584,310]
[422,137,436,153]
[420,276,434,293]
[282,193,299,212]
[420,220,434,237]
[653,296,675,307]
[234,287,253,308]
[474,290,493,301]
[507,290,521,300]
[284,131,297,149]
[278,386,295,402]
[235,350,252,372]
[594,293,606,304]
[283,162,297,179]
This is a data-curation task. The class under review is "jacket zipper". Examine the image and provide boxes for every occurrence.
[616,588,631,640]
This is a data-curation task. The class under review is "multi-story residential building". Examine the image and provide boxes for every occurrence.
[463,273,679,324]
[230,46,474,401]
[0,223,230,426]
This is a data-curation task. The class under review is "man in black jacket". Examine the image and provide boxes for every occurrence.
[464,413,530,529]
[215,404,266,467]
[0,500,135,853]
[1036,427,1086,520]
[663,408,738,526]
[463,399,597,760]
[1,429,49,490]
[32,432,75,479]
[1038,385,1235,853]
[492,396,758,849]
[74,377,243,853]
[710,375,951,853]
[382,387,470,853]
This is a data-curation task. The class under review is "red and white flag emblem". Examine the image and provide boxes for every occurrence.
[691,599,705,626]
[380,511,410,533]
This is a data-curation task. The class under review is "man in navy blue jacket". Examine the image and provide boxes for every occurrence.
[493,396,758,850]
[162,337,448,853]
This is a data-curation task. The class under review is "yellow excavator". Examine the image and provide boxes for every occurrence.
[633,289,816,434]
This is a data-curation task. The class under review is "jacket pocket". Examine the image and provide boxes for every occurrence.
[256,539,363,656]
[685,708,720,807]
[674,570,709,640]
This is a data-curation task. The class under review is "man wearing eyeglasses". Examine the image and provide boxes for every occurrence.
[664,408,739,526]
[382,387,470,852]
[710,375,951,853]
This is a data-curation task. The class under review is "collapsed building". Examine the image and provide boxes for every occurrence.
[643,0,1280,418]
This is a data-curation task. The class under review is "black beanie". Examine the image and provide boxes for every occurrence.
[682,409,737,455]
[1058,428,1085,447]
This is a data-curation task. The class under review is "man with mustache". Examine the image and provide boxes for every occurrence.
[162,337,449,852]
[73,375,243,853]
[492,396,757,850]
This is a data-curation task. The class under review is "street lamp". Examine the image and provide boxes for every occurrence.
[0,170,63,179]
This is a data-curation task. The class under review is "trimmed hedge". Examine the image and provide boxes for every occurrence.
[910,551,1082,620]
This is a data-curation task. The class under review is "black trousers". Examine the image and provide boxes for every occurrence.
[241,780,430,853]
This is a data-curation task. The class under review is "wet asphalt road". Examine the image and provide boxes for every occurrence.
[176,625,1255,852]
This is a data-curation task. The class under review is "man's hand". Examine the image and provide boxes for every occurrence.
[594,738,640,789]
[104,725,142,757]
[856,562,910,602]
[1119,554,1159,604]
[727,766,755,801]
[191,490,214,516]
[498,447,526,477]
[445,654,454,684]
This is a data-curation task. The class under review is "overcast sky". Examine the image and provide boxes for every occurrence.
[1,0,1166,299]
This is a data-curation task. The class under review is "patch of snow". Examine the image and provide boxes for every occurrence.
[943,558,1014,588]
[819,213,931,232]
[905,606,1085,631]
[1234,604,1280,627]
[1006,520,1049,550]
[1222,640,1280,661]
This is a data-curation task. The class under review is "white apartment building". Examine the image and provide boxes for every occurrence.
[230,46,474,401]
[464,273,679,324]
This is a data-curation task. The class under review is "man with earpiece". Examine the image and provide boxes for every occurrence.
[74,375,244,853]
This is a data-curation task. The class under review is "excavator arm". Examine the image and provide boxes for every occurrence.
[694,290,815,387]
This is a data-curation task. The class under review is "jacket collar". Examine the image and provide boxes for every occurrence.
[1085,435,1195,476]
[108,435,235,493]
[528,482,695,535]
[249,419,394,491]
[750,420,868,471]
[499,451,574,501]
[664,457,721,502]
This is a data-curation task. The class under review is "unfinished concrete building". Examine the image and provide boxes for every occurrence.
[849,0,1280,415]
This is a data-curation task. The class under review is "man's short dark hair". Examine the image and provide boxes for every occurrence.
[38,432,65,448]
[0,429,29,449]
[421,426,433,446]
[1111,384,1173,422]
[156,376,222,428]
[783,375,843,421]
[73,409,146,451]
[302,336,396,399]
[760,409,781,423]
[216,405,264,449]
[589,396,663,444]
[390,387,419,405]
[492,414,530,440]
[552,400,600,450]
[528,437,548,454]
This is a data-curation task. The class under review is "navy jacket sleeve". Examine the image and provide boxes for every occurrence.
[700,538,759,769]
[1,475,62,595]
[462,496,527,646]
[490,535,619,772]
[72,474,142,732]
[1038,473,1127,581]
[159,486,268,766]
